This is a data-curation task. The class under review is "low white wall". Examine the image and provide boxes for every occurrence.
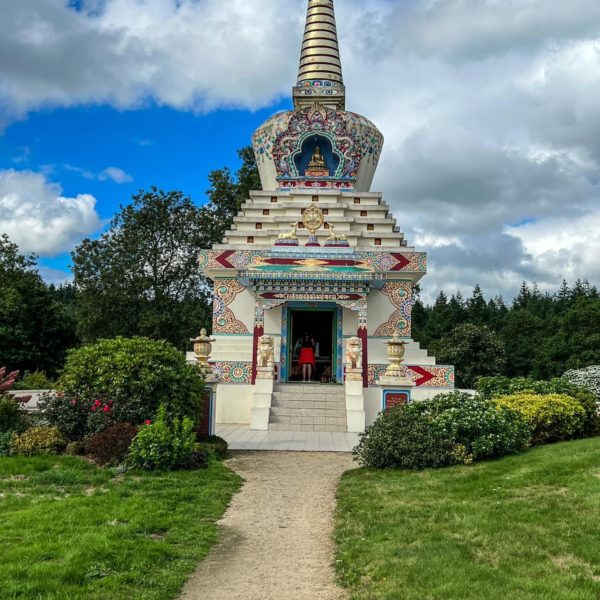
[215,384,253,424]
[7,390,52,412]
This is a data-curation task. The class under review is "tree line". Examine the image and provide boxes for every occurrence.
[413,281,600,387]
[2,145,599,385]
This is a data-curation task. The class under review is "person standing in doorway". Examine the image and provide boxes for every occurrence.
[298,332,316,382]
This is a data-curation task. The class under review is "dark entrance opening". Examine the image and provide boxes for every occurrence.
[289,309,336,382]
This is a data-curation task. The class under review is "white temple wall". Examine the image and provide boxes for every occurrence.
[211,335,254,362]
[364,388,383,426]
[342,308,358,336]
[228,289,256,333]
[215,384,253,424]
[367,289,394,333]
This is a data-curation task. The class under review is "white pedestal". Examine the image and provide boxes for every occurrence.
[345,371,366,433]
[250,368,274,431]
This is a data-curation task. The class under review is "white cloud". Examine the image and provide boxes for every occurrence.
[100,167,133,184]
[38,266,73,286]
[1,0,600,299]
[64,164,133,184]
[0,169,103,255]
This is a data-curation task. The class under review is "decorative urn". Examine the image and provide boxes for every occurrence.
[191,328,215,368]
[384,331,408,378]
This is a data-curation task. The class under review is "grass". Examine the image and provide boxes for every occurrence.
[335,437,600,600]
[0,456,241,599]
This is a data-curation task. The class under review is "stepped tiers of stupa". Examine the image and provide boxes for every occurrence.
[197,0,454,433]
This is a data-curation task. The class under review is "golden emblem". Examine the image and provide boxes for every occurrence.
[302,205,324,235]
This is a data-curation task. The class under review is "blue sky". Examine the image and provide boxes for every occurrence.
[1,0,600,300]
[1,100,290,279]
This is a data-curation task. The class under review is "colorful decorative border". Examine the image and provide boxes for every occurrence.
[200,250,427,274]
[212,279,249,335]
[374,281,413,337]
[367,364,455,388]
[212,362,252,385]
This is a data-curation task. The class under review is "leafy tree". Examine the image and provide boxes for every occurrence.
[432,323,506,388]
[202,146,262,246]
[0,235,77,376]
[72,147,260,347]
[72,188,212,347]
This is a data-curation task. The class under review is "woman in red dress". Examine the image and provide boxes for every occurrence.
[298,332,316,382]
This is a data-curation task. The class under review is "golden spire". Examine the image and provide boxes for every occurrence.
[293,0,346,111]
[298,0,343,85]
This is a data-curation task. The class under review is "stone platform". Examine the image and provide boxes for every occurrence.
[215,423,359,452]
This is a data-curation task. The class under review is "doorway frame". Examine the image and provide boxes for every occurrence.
[280,303,343,383]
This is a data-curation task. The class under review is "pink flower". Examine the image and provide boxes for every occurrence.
[145,420,152,426]
[70,400,77,406]
[94,400,102,407]
[91,406,97,412]
[102,405,110,413]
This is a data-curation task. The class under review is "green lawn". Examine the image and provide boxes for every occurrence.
[335,437,600,600]
[0,456,241,599]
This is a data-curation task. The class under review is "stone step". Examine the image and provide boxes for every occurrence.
[269,414,347,429]
[271,396,346,408]
[268,422,348,433]
[273,384,344,396]
[272,391,345,400]
[270,406,347,418]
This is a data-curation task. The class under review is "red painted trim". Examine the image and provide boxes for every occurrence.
[358,327,369,388]
[390,253,411,271]
[251,325,264,384]
[407,365,435,387]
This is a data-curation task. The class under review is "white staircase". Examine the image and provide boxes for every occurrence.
[268,384,348,432]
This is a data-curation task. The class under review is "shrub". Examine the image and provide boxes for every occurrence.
[128,406,197,471]
[12,371,56,390]
[495,393,587,444]
[563,366,600,401]
[65,441,86,456]
[413,392,531,462]
[86,423,138,466]
[476,375,573,400]
[188,447,210,470]
[43,337,204,440]
[0,396,29,434]
[0,367,19,393]
[353,405,455,469]
[477,376,600,437]
[196,435,228,460]
[0,431,13,456]
[10,426,66,456]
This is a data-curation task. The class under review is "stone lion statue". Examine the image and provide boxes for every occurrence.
[345,337,362,370]
[257,335,275,368]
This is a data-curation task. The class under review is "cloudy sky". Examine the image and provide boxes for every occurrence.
[1,0,599,302]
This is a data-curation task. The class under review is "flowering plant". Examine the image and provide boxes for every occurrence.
[563,366,600,402]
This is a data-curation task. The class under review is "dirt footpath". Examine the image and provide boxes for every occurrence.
[181,451,354,600]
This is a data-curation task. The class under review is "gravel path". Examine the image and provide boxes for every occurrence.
[181,451,354,600]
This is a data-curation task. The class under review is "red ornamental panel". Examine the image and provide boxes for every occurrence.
[384,391,411,410]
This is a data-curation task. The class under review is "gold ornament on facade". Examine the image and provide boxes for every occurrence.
[302,204,325,235]
[327,223,346,241]
[278,222,298,240]
[384,331,408,378]
[190,328,215,369]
